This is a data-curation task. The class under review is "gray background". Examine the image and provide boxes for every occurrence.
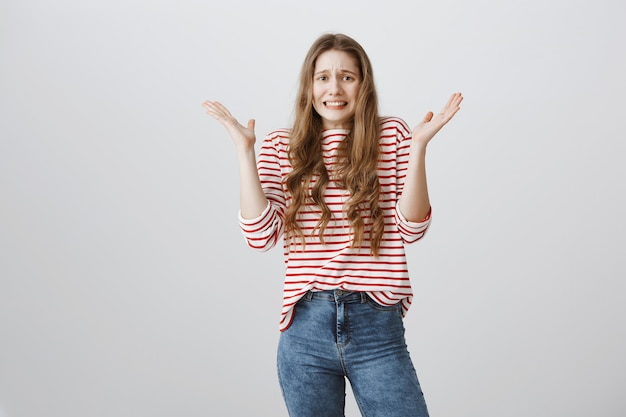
[1,0,624,416]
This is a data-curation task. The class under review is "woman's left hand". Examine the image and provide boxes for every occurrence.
[412,92,463,146]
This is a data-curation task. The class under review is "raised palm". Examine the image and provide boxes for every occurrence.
[412,92,463,146]
[202,100,256,151]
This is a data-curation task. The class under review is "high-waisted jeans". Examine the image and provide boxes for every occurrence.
[277,290,430,417]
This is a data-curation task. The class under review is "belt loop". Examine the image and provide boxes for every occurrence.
[304,291,313,301]
[360,292,367,303]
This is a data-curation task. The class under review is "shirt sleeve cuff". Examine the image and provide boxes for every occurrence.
[396,202,432,227]
[238,201,272,225]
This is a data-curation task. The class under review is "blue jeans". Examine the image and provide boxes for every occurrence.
[277,290,430,417]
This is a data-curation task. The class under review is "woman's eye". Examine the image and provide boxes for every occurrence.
[318,76,327,81]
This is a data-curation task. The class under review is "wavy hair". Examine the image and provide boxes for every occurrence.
[284,33,384,256]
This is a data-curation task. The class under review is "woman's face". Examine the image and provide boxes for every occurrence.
[312,49,361,130]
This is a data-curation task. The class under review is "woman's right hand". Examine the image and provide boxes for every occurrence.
[202,100,256,151]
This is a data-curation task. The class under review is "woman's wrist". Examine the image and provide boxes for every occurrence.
[410,140,428,155]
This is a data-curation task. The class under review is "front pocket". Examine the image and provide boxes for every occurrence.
[365,295,402,312]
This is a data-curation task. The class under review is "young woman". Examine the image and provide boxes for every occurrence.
[203,33,462,417]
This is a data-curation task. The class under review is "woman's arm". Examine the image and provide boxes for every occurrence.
[398,92,463,222]
[202,100,268,219]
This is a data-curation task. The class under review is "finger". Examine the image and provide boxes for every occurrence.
[247,119,256,131]
[441,93,461,112]
[203,100,232,116]
[203,103,223,118]
[203,101,236,124]
[203,101,222,116]
[423,111,434,123]
[441,93,463,119]
[202,100,215,111]
[450,92,463,108]
[209,100,224,110]
[443,93,456,110]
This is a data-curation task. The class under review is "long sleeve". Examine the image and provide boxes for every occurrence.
[382,117,432,244]
[238,120,433,331]
[238,129,290,252]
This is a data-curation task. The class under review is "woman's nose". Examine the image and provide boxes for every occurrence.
[329,78,342,94]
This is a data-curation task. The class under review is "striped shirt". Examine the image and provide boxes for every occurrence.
[238,117,431,331]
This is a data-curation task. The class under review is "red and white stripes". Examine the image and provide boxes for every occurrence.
[238,117,431,331]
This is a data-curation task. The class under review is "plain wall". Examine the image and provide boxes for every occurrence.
[1,0,624,416]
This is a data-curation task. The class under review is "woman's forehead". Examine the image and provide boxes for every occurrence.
[314,50,360,73]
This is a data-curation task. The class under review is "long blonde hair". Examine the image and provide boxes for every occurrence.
[284,33,384,256]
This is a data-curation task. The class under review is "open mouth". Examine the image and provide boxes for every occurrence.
[324,101,348,108]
